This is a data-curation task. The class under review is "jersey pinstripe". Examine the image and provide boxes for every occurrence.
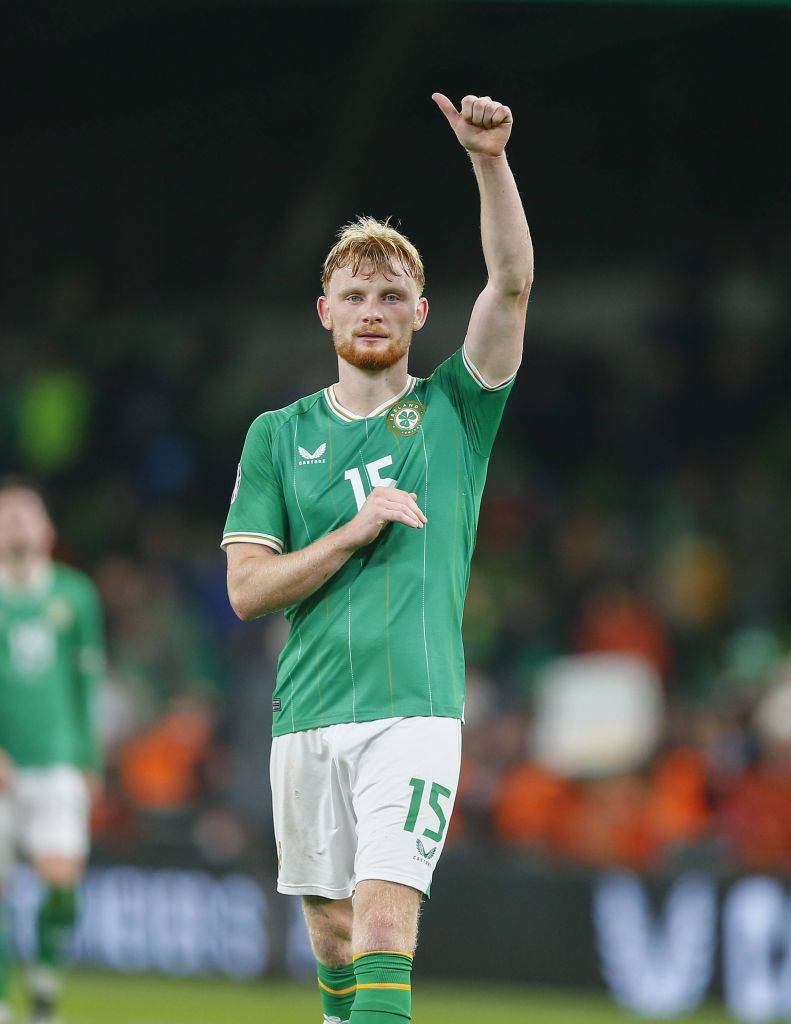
[222,344,517,737]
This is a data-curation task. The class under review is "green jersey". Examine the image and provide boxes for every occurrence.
[222,344,516,737]
[0,563,105,770]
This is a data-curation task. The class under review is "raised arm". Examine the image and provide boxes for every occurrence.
[432,93,533,386]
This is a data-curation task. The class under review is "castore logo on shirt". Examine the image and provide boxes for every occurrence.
[297,443,327,466]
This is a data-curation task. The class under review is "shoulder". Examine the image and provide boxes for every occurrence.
[411,347,463,397]
[54,562,92,591]
[419,345,517,393]
[246,390,325,444]
[53,563,100,609]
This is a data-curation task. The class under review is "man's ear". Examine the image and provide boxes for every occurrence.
[317,295,332,331]
[413,296,429,332]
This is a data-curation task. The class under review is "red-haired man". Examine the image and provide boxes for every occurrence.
[223,94,533,1024]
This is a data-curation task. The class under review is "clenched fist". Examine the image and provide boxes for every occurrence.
[340,486,427,551]
[432,93,513,157]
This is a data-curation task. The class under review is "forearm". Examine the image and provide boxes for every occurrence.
[470,152,533,295]
[228,524,358,620]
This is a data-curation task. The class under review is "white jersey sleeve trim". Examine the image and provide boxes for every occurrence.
[220,532,283,553]
[461,344,518,391]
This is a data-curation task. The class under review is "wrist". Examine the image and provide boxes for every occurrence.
[468,149,507,165]
[334,521,361,555]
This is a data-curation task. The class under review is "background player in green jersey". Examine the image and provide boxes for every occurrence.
[223,93,532,1023]
[0,481,105,1024]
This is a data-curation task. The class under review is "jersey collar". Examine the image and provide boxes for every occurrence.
[0,560,54,601]
[323,375,416,423]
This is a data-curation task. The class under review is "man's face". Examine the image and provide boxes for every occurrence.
[0,488,55,562]
[317,263,429,372]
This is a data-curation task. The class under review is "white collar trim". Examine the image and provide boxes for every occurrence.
[324,375,415,422]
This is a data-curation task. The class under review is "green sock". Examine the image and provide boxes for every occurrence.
[317,960,356,1021]
[36,886,77,968]
[349,952,413,1022]
[0,899,10,1005]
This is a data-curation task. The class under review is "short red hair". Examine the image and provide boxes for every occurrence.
[322,216,425,294]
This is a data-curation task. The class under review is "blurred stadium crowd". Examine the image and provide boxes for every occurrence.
[2,254,790,876]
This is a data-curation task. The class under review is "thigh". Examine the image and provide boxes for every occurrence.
[17,765,90,862]
[270,728,356,900]
[351,716,461,896]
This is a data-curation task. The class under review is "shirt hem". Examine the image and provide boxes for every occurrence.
[271,705,463,737]
[0,755,85,770]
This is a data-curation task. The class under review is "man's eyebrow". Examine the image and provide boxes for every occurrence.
[338,282,407,295]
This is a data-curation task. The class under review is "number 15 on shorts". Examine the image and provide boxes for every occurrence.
[403,777,452,844]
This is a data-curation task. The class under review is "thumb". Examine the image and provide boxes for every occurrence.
[431,92,460,124]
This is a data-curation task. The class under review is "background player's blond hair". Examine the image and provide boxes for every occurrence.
[322,216,425,294]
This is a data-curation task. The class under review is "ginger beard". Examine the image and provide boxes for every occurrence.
[331,322,413,371]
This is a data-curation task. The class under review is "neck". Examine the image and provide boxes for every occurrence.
[334,355,410,418]
[0,555,51,592]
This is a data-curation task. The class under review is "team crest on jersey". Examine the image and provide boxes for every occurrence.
[47,598,74,629]
[386,398,426,438]
[298,442,326,465]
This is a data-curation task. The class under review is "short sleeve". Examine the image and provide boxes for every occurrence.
[430,344,518,457]
[221,413,288,553]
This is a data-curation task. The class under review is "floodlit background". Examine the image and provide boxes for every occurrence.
[2,2,791,1021]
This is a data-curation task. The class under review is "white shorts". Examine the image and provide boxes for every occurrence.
[0,765,90,875]
[270,716,461,899]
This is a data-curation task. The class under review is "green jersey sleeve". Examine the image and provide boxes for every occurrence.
[222,412,288,553]
[431,344,518,457]
[72,576,106,772]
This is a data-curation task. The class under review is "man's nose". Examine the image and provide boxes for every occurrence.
[362,307,384,322]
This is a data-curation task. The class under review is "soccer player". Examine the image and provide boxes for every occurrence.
[223,93,532,1023]
[0,480,105,1024]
